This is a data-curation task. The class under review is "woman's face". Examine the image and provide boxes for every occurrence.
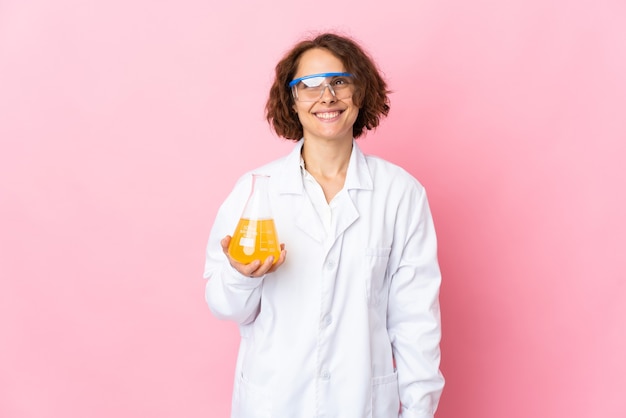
[291,48,360,144]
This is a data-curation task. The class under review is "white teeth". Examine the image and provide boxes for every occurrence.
[316,111,340,120]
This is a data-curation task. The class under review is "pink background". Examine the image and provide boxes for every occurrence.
[1,0,625,417]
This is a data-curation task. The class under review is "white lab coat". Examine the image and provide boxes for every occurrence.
[204,140,444,418]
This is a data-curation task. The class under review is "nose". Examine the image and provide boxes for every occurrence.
[319,84,337,103]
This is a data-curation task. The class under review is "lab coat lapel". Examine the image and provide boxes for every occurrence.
[275,141,325,243]
[295,196,325,243]
[274,140,374,244]
[331,142,373,240]
[332,192,359,240]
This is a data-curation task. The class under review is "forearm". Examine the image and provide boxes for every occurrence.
[389,189,445,416]
[389,276,444,417]
[204,262,263,324]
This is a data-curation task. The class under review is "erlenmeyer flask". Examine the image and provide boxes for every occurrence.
[228,174,281,265]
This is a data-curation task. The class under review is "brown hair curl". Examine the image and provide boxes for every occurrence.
[265,33,391,141]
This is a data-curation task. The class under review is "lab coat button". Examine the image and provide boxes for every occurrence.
[323,315,332,326]
[326,260,335,270]
[320,369,331,380]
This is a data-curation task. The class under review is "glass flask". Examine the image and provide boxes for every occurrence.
[228,174,281,265]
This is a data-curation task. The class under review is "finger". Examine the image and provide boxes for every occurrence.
[253,255,275,276]
[266,248,287,274]
[221,236,259,277]
[244,259,262,277]
[221,236,232,254]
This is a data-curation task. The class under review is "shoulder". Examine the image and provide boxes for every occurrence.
[364,154,426,194]
[234,141,302,183]
[229,146,299,196]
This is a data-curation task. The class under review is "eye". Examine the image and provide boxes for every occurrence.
[332,77,349,86]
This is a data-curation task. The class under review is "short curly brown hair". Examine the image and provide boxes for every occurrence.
[265,33,390,141]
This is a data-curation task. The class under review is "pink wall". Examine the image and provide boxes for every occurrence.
[1,1,625,417]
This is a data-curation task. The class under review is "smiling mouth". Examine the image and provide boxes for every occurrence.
[314,110,343,120]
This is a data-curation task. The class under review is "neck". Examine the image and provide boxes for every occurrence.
[301,137,352,178]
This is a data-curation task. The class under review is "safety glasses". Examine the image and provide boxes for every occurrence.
[289,72,354,102]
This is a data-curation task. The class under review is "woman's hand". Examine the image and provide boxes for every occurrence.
[220,236,287,278]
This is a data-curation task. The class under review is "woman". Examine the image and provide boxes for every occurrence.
[204,33,444,418]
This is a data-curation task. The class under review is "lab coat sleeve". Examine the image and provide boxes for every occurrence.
[387,187,444,418]
[203,180,264,325]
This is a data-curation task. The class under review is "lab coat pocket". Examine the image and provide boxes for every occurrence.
[371,370,400,418]
[232,372,271,418]
[364,247,391,306]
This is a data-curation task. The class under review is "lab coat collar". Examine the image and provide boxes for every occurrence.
[275,139,373,195]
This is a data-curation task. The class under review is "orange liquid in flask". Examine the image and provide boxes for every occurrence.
[229,218,280,265]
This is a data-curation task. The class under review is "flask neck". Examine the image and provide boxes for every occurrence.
[251,174,270,193]
[242,174,273,220]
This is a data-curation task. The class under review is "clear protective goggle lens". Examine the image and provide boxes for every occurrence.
[289,72,354,102]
